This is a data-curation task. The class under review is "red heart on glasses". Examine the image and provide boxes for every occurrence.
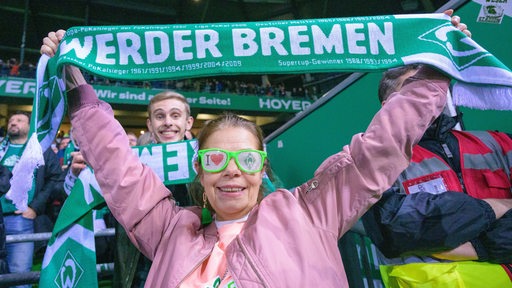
[210,153,225,165]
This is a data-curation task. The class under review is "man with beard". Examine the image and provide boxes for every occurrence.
[0,111,63,287]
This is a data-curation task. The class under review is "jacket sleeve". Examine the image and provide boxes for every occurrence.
[0,165,12,195]
[67,84,186,259]
[29,149,64,215]
[294,66,449,238]
[362,189,496,258]
[472,209,512,263]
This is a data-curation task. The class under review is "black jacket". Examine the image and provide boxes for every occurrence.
[0,165,11,274]
[29,148,64,216]
[362,114,512,263]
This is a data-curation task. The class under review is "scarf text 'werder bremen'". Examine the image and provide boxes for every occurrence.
[48,13,512,107]
[6,13,512,211]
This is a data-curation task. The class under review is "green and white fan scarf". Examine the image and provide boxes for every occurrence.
[7,13,512,212]
[40,167,103,287]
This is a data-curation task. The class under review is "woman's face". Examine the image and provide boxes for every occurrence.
[197,126,263,221]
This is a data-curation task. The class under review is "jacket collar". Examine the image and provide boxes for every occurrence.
[422,113,461,142]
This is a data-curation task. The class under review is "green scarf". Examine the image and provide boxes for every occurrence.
[7,13,512,211]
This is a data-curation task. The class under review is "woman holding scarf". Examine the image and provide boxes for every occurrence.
[40,11,469,287]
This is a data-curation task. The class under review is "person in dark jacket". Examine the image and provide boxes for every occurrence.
[0,111,64,287]
[362,64,512,264]
[0,164,12,274]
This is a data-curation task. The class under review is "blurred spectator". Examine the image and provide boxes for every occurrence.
[0,59,9,77]
[278,83,286,98]
[50,140,58,154]
[136,132,154,146]
[0,127,5,143]
[8,58,19,77]
[18,63,30,78]
[1,111,63,287]
[185,130,195,140]
[265,84,274,96]
[297,87,305,97]
[56,134,71,168]
[0,165,12,275]
[127,132,138,147]
[240,81,248,95]
[215,79,223,93]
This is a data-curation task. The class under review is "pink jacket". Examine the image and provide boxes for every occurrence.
[68,67,448,287]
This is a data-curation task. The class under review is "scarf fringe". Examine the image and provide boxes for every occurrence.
[6,133,45,211]
[452,82,512,111]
